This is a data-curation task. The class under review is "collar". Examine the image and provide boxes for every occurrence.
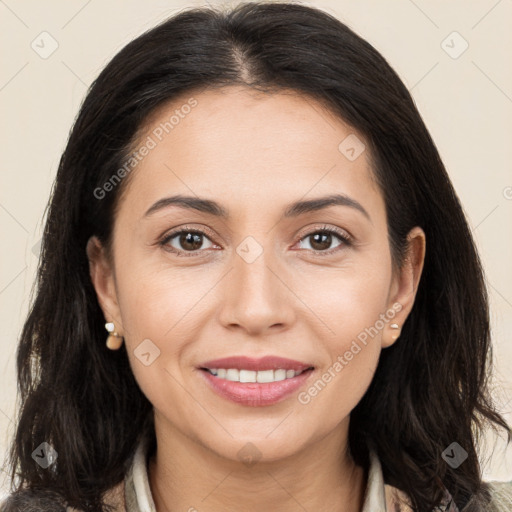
[123,433,459,512]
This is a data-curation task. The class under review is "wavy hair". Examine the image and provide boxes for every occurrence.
[2,2,510,511]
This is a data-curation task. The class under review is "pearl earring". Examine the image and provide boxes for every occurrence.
[105,322,124,350]
[390,323,400,341]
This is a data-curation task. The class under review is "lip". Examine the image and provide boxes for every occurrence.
[198,366,315,407]
[198,355,314,372]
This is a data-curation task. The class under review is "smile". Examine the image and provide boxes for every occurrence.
[202,367,311,383]
[197,355,315,406]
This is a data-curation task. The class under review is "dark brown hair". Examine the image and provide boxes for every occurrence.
[2,2,510,511]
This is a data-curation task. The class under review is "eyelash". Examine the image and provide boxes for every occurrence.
[158,224,353,258]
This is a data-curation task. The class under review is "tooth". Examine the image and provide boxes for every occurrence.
[209,368,306,383]
[256,369,275,383]
[226,369,239,381]
[274,369,287,381]
[239,370,257,383]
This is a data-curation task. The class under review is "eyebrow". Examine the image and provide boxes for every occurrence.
[144,193,371,221]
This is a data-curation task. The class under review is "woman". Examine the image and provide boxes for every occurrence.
[1,2,511,511]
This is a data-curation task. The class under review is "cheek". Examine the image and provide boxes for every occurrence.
[115,258,208,340]
[296,272,389,425]
[295,253,391,411]
[114,269,191,410]
[113,258,217,388]
[297,250,392,343]
[295,343,380,444]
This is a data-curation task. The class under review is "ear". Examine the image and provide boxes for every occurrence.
[86,236,124,334]
[382,226,426,348]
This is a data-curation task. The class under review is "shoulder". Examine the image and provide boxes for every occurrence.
[457,480,512,512]
[382,480,512,512]
[0,481,125,512]
[485,480,512,511]
[0,489,68,512]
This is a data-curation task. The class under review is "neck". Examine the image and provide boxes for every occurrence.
[148,418,367,512]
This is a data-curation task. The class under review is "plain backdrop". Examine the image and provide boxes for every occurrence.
[1,0,511,497]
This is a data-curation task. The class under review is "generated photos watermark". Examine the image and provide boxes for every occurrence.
[298,302,403,404]
[93,97,198,200]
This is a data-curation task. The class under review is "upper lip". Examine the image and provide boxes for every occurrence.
[199,356,314,372]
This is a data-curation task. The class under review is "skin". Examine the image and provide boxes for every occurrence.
[87,85,426,512]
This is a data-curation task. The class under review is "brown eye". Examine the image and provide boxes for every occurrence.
[160,228,215,256]
[297,227,352,255]
[177,232,204,251]
[308,232,335,251]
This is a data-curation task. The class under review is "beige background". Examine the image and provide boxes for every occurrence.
[1,0,511,498]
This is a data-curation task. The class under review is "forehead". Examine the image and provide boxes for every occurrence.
[116,86,382,221]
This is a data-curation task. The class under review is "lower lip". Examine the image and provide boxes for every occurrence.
[199,368,314,407]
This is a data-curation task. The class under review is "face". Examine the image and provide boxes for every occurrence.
[88,85,425,463]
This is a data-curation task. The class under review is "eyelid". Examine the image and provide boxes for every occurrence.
[158,224,219,256]
[158,223,353,257]
[295,223,353,245]
[291,224,353,257]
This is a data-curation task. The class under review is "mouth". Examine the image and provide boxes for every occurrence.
[199,367,314,383]
[197,355,315,406]
[198,355,315,382]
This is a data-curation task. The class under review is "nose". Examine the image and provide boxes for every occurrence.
[216,237,295,336]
